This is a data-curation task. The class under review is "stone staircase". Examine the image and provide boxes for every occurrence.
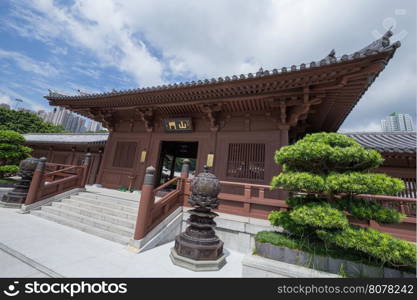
[31,187,140,245]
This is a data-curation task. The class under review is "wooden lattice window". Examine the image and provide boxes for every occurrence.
[226,143,265,180]
[112,142,137,168]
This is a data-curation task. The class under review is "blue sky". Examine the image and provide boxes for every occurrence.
[0,0,415,131]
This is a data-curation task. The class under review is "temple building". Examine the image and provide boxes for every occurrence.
[40,30,401,192]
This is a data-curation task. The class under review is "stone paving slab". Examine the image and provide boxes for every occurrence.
[0,207,243,277]
[0,250,49,278]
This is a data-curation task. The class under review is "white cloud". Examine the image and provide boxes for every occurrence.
[338,121,382,133]
[0,94,13,106]
[6,0,368,85]
[0,87,48,112]
[3,0,416,129]
[0,49,58,77]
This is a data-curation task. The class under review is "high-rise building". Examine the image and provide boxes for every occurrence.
[0,103,11,109]
[381,112,415,132]
[39,107,92,133]
[85,119,103,132]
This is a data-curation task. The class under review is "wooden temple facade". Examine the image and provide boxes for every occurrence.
[45,30,401,191]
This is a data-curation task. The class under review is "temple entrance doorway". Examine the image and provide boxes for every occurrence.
[156,141,198,187]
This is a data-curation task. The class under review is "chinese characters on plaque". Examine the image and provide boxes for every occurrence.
[163,118,193,133]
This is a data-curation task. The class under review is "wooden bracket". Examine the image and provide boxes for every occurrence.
[135,108,154,132]
[200,104,222,132]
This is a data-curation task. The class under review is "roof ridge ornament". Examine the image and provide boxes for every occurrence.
[354,29,400,58]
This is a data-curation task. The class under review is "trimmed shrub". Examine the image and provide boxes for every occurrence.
[326,172,404,195]
[289,202,349,229]
[335,197,405,224]
[0,130,32,178]
[268,132,415,271]
[317,227,416,268]
[0,165,20,178]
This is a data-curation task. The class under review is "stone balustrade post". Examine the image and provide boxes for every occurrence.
[133,166,155,240]
[25,157,47,205]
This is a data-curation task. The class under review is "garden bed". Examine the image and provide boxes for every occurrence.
[0,178,18,188]
[255,231,416,278]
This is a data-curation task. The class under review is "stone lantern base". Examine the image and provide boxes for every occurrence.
[0,178,32,208]
[170,248,226,272]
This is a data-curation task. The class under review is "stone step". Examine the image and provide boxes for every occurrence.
[40,206,134,237]
[31,210,131,245]
[69,195,139,214]
[77,192,139,207]
[51,202,136,229]
[58,198,137,221]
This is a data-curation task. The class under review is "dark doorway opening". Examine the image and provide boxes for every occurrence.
[156,141,198,186]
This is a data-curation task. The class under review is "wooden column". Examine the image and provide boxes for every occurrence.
[80,153,92,187]
[134,166,155,240]
[25,157,47,205]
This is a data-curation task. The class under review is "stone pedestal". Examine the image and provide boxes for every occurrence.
[170,166,226,271]
[0,158,40,208]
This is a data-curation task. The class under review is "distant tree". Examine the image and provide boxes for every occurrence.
[0,107,66,134]
[0,130,32,178]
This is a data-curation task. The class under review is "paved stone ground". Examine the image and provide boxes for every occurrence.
[0,207,243,277]
[0,250,49,278]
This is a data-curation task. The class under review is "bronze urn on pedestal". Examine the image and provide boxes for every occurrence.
[170,166,226,271]
[0,157,40,208]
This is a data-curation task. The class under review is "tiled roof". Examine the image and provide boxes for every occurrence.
[45,30,401,101]
[23,131,416,154]
[345,132,416,153]
[23,133,109,145]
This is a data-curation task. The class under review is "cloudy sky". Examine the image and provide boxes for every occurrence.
[0,0,415,132]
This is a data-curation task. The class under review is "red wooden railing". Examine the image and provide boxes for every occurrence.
[181,180,417,242]
[130,162,416,243]
[25,154,92,205]
[133,167,187,240]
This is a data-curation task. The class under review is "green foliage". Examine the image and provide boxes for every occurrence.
[336,197,405,224]
[317,227,416,268]
[255,231,300,250]
[267,132,414,272]
[0,165,19,178]
[271,171,326,192]
[0,107,66,134]
[289,202,349,229]
[275,133,384,174]
[268,211,313,237]
[326,172,405,195]
[0,130,32,178]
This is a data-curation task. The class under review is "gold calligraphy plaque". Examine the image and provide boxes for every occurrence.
[140,151,147,163]
[206,154,214,167]
[163,118,192,132]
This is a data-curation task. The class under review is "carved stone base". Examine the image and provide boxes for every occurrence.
[1,180,30,207]
[170,248,226,272]
[174,232,224,260]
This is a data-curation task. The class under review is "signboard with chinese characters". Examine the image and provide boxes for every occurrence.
[163,118,193,133]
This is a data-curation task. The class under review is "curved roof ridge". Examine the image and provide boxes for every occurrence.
[45,30,401,101]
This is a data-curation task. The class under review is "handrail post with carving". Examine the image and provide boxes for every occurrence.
[133,166,155,240]
[80,152,92,187]
[25,157,47,205]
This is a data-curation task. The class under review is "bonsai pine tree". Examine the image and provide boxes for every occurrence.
[269,132,416,269]
[0,130,32,178]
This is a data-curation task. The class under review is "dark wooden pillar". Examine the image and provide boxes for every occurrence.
[25,157,47,205]
[134,166,155,240]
